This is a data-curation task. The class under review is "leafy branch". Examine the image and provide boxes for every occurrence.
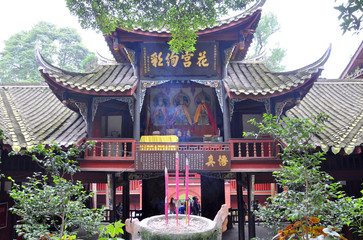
[8,142,103,240]
[246,114,353,239]
[65,0,256,53]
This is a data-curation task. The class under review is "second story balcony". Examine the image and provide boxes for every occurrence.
[80,137,281,172]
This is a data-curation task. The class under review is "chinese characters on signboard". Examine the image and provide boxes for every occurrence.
[135,151,231,171]
[141,42,219,77]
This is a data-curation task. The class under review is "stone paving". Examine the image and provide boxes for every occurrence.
[222,223,275,240]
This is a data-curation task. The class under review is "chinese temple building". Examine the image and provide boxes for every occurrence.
[0,0,362,239]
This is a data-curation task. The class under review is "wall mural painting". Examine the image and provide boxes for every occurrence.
[148,87,216,137]
[171,91,192,126]
[194,91,216,132]
[151,93,170,126]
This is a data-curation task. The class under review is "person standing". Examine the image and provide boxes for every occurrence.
[178,202,186,214]
[191,196,200,215]
[169,197,176,214]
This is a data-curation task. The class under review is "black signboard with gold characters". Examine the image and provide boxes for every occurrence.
[141,42,219,77]
[135,150,231,171]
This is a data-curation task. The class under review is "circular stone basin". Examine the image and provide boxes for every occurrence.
[138,215,218,240]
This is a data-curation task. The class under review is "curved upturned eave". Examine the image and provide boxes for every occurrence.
[113,0,265,38]
[224,45,331,99]
[36,49,138,97]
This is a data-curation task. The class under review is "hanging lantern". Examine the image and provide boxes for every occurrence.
[239,35,245,51]
[113,36,119,51]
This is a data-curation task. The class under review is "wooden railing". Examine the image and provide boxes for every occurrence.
[229,139,279,160]
[229,181,273,194]
[83,138,279,161]
[94,181,142,194]
[84,138,136,160]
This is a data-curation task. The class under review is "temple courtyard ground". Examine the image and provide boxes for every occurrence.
[222,223,275,239]
[77,222,275,239]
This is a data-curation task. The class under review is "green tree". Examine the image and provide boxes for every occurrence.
[0,21,96,83]
[335,0,362,34]
[8,143,103,240]
[247,12,286,71]
[65,0,256,53]
[81,54,99,72]
[247,114,351,239]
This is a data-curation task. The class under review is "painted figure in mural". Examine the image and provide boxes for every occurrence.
[151,98,168,126]
[171,96,192,126]
[193,95,216,132]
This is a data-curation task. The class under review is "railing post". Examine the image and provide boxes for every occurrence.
[253,142,257,157]
[238,142,242,158]
[268,142,272,157]
[92,145,96,157]
[108,142,112,157]
[101,142,104,156]
[123,142,127,158]
[116,142,119,157]
[246,143,249,157]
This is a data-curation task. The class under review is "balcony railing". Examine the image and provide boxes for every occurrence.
[84,138,136,160]
[83,138,279,160]
[229,139,279,160]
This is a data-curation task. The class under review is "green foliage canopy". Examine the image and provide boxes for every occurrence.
[247,12,286,71]
[9,143,103,240]
[65,0,256,53]
[0,21,96,83]
[247,114,352,239]
[335,0,362,34]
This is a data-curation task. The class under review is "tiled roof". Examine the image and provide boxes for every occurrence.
[223,46,331,96]
[340,40,363,79]
[128,0,265,34]
[287,79,363,155]
[36,49,138,93]
[0,83,86,151]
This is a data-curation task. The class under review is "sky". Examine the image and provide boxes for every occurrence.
[0,0,361,79]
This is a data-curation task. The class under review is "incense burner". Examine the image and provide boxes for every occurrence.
[126,204,229,240]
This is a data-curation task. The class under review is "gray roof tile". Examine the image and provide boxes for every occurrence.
[0,83,86,151]
[36,50,137,94]
[287,79,363,154]
[224,46,331,96]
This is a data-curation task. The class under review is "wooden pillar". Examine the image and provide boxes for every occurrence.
[133,81,141,141]
[87,97,93,138]
[271,183,276,199]
[92,183,98,209]
[201,175,225,220]
[236,173,246,240]
[222,89,231,141]
[112,173,117,222]
[270,98,276,116]
[247,174,256,239]
[106,174,111,221]
[251,175,255,202]
[122,172,130,240]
